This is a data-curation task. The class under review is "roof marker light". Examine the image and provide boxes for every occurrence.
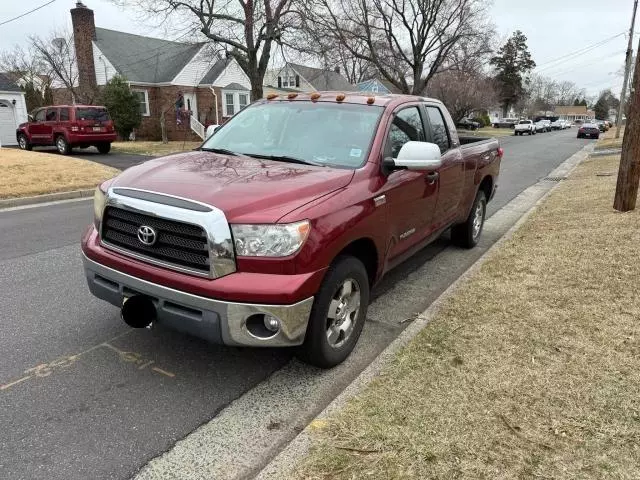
[367,97,375,105]
[287,93,298,100]
[310,93,321,101]
[336,93,345,102]
[267,93,278,100]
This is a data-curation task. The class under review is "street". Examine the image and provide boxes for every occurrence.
[0,129,593,480]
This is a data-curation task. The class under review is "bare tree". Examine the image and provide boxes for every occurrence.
[114,0,296,99]
[30,31,85,102]
[428,69,497,122]
[301,0,492,95]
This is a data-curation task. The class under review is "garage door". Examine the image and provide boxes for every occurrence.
[0,101,16,146]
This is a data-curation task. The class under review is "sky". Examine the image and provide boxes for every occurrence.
[0,0,637,97]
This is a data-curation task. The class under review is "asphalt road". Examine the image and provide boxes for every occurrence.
[0,129,593,480]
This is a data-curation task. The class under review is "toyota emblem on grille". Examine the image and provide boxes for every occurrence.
[137,225,157,246]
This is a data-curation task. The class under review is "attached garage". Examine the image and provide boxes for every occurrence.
[0,73,28,147]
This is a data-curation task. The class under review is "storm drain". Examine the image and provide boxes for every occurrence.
[543,176,568,182]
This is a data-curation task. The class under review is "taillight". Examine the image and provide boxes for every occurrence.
[497,147,504,158]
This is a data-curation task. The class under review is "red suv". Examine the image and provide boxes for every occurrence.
[16,105,117,155]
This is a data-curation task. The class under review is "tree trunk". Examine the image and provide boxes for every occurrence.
[614,40,640,211]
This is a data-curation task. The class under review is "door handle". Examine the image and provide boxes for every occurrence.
[425,172,439,184]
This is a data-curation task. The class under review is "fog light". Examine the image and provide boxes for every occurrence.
[264,315,280,332]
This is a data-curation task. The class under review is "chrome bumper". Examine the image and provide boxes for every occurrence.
[82,254,313,347]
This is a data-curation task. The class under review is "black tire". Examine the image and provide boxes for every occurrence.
[55,135,71,155]
[97,142,111,154]
[18,134,32,151]
[451,190,487,249]
[296,256,370,368]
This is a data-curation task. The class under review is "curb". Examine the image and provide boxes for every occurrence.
[0,189,94,210]
[255,143,595,479]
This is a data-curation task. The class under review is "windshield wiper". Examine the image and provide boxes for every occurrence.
[241,153,324,166]
[199,147,239,156]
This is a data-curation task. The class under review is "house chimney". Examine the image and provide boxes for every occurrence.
[334,66,340,74]
[71,1,97,95]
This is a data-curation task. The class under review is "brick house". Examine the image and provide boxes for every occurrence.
[66,2,251,141]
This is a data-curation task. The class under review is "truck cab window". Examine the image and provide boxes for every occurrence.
[426,106,451,154]
[387,106,425,158]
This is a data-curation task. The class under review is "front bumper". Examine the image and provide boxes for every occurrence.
[83,253,314,347]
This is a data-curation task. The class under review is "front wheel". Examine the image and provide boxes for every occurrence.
[296,256,370,368]
[18,134,32,151]
[451,190,487,249]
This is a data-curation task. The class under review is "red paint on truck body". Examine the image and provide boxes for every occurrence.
[82,93,501,304]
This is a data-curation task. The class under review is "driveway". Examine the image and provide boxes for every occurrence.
[15,145,152,170]
[0,129,595,480]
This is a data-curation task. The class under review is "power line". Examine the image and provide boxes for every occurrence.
[0,0,57,27]
[534,33,626,72]
[541,50,626,79]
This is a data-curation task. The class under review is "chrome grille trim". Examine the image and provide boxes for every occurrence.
[99,187,236,279]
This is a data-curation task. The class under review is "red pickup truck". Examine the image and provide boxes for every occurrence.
[17,104,117,154]
[82,93,502,367]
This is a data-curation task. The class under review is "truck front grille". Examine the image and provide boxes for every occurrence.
[101,207,210,275]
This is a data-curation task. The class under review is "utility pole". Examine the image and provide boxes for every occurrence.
[613,33,640,211]
[616,0,638,139]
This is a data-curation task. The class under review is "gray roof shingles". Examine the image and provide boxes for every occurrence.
[95,28,204,84]
[0,73,21,92]
[288,63,356,91]
[199,58,228,85]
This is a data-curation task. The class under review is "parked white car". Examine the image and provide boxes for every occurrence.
[534,121,547,133]
[515,120,536,136]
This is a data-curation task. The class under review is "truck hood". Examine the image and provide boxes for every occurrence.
[111,151,355,223]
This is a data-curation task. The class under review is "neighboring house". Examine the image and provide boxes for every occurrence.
[0,73,28,147]
[263,62,356,96]
[554,106,593,123]
[62,2,251,140]
[355,78,401,94]
[487,107,516,123]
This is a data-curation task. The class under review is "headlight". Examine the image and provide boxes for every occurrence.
[93,186,107,230]
[231,220,310,257]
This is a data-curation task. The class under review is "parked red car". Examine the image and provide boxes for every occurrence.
[82,92,502,367]
[576,123,600,139]
[17,105,117,154]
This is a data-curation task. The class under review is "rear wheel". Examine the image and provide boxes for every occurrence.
[96,142,111,154]
[452,190,487,249]
[18,134,32,151]
[296,256,369,368]
[56,135,71,155]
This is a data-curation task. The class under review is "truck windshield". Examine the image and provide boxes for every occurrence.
[202,102,384,168]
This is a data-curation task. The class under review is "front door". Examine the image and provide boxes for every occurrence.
[43,107,58,144]
[29,108,47,144]
[424,105,465,227]
[375,105,439,262]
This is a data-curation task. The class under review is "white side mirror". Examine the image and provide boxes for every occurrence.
[390,141,442,171]
[205,124,219,139]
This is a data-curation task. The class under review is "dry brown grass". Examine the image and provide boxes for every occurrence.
[460,127,515,138]
[299,153,640,479]
[111,141,201,157]
[596,126,624,150]
[0,148,119,199]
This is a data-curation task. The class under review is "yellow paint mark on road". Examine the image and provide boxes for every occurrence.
[309,419,328,431]
[1,375,31,391]
[0,329,177,393]
[151,367,175,378]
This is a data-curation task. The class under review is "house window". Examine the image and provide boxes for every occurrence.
[223,91,250,117]
[239,93,248,110]
[289,76,295,87]
[371,84,379,93]
[132,89,150,116]
[225,93,235,116]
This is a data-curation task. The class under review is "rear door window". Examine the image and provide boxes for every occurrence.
[59,108,70,121]
[425,106,451,154]
[386,106,426,158]
[45,108,58,121]
[75,107,110,121]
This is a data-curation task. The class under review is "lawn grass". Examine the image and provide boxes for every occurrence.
[596,126,625,150]
[111,141,202,157]
[0,148,119,199]
[459,127,515,138]
[298,152,640,479]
